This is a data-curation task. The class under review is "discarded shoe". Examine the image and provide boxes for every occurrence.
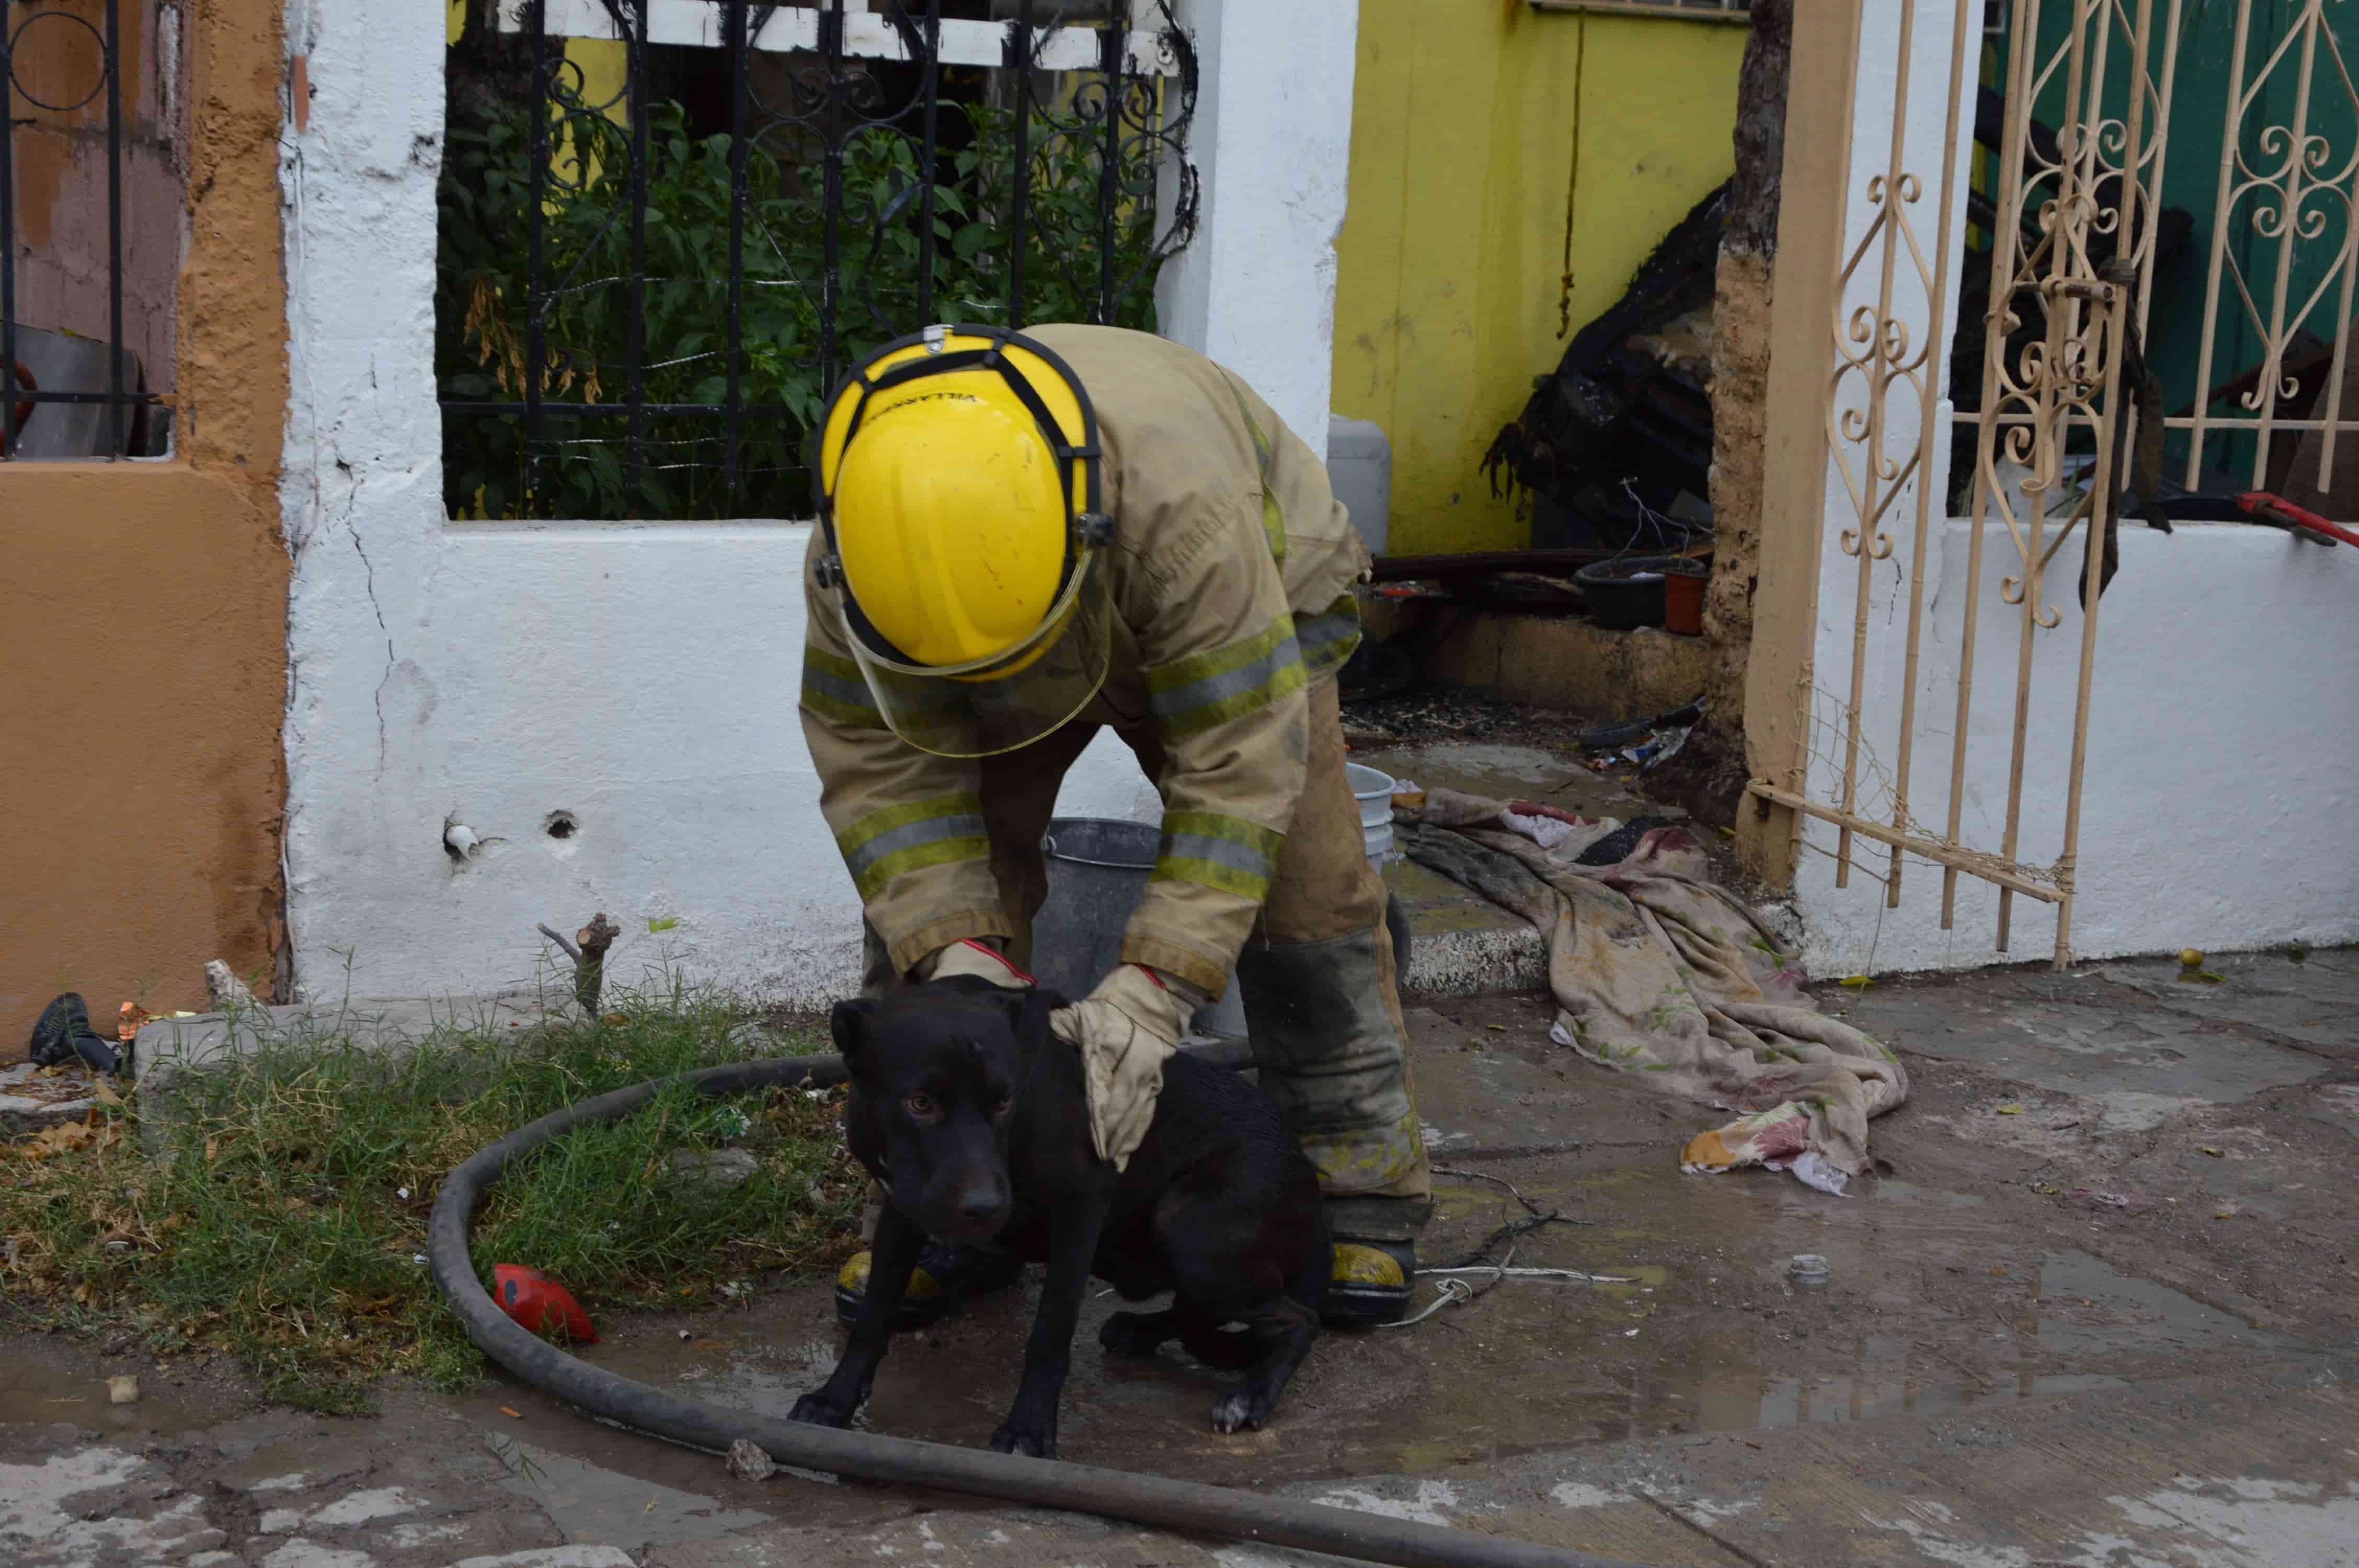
[834,1241,1025,1332]
[28,994,123,1075]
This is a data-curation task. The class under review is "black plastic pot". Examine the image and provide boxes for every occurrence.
[1574,555,1690,630]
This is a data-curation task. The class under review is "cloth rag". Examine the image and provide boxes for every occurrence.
[1398,787,1906,1193]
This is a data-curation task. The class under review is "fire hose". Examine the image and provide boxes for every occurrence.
[429,1052,1656,1568]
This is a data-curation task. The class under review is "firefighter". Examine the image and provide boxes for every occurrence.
[801,322,1428,1330]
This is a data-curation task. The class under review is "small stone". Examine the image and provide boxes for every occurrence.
[671,1148,761,1188]
[108,1376,140,1405]
[726,1439,776,1482]
[203,960,257,1009]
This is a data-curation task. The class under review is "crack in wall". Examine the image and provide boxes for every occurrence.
[346,517,394,776]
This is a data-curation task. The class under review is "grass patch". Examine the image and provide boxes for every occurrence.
[0,978,866,1413]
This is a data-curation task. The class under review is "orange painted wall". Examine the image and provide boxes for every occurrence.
[0,0,291,1052]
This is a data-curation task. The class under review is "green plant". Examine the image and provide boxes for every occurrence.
[0,977,864,1412]
[437,97,1166,520]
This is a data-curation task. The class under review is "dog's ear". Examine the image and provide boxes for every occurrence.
[830,997,876,1064]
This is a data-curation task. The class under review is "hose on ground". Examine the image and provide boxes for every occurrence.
[428,1053,1655,1568]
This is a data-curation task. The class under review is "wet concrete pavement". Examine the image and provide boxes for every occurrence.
[6,949,2355,1566]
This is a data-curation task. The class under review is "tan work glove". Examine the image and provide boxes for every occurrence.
[1050,964,1205,1171]
[919,939,1033,988]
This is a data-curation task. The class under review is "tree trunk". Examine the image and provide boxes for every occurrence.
[1726,0,1793,260]
[1684,0,1795,826]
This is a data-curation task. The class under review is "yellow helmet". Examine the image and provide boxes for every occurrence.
[814,326,1115,757]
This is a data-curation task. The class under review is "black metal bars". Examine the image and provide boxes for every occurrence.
[437,0,1198,520]
[2,0,156,460]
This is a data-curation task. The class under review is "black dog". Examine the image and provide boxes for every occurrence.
[788,977,1330,1457]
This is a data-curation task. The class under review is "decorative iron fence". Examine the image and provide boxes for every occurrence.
[436,0,1198,521]
[1755,0,2359,967]
[2,0,166,460]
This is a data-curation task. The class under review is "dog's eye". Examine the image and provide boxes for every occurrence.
[902,1094,940,1121]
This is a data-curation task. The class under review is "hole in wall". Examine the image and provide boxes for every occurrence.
[544,811,578,841]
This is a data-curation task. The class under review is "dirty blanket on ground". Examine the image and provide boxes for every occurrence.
[1396,788,1906,1193]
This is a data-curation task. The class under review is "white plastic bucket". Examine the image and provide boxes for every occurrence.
[1346,762,1397,863]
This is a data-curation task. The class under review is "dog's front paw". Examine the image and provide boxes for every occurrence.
[1210,1391,1269,1434]
[987,1417,1058,1460]
[788,1391,858,1428]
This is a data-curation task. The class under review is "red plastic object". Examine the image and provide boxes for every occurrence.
[2237,490,2359,547]
[493,1264,598,1343]
[8,361,33,444]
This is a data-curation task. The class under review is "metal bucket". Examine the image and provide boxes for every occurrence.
[1033,818,1250,1037]
[1036,784,1398,1037]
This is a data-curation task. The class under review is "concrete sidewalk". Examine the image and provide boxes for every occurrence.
[6,942,2355,1567]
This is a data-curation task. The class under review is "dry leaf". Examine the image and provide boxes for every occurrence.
[1838,975,1874,989]
[90,1078,123,1106]
[117,1002,150,1042]
[1997,1104,2023,1115]
[22,1122,94,1159]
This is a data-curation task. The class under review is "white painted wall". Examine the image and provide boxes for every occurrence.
[1794,521,2359,976]
[1154,0,1358,448]
[1792,5,2359,974]
[279,1,1339,1007]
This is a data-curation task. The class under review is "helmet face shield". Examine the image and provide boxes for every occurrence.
[835,541,1113,757]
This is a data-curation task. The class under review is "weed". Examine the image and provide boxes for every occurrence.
[0,977,864,1412]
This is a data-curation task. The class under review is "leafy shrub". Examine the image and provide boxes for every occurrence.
[437,97,1165,520]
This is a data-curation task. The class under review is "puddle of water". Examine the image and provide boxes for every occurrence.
[1870,1180,1988,1209]
[480,1429,773,1549]
[1369,1247,2291,1473]
[0,1358,216,1437]
[442,1200,2308,1494]
[2037,1250,2295,1356]
[574,1330,838,1427]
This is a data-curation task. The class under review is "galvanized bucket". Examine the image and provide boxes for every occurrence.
[1034,781,1400,1039]
[1032,819,1250,1037]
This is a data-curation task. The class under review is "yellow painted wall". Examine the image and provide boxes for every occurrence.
[1334,5,1747,556]
[448,2,629,133]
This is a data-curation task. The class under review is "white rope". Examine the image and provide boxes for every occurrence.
[1420,1266,1639,1284]
[1376,1276,1472,1329]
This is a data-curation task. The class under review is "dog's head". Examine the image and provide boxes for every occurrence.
[830,978,1050,1246]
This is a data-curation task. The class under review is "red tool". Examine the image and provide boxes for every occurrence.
[493,1264,598,1343]
[7,361,32,445]
[2237,491,2359,548]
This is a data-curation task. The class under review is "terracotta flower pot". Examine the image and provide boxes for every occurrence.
[1663,559,1708,636]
